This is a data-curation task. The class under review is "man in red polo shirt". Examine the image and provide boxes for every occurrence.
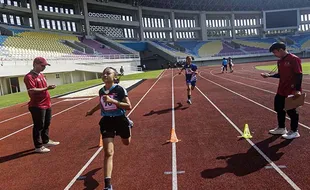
[261,42,303,139]
[24,57,60,153]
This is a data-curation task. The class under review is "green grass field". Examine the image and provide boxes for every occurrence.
[256,62,310,74]
[0,70,163,109]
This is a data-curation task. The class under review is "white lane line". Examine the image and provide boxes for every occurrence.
[0,100,65,124]
[196,86,301,190]
[171,69,178,190]
[241,67,310,85]
[198,72,310,130]
[209,69,310,105]
[64,70,166,190]
[0,98,95,141]
[62,98,92,101]
[227,71,310,92]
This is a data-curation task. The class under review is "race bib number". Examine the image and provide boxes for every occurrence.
[101,95,117,111]
[185,68,192,74]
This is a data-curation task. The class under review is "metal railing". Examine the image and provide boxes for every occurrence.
[0,53,140,66]
[0,53,140,61]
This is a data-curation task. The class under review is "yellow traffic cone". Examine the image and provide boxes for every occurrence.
[238,124,252,139]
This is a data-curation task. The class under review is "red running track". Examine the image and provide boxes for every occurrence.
[1,64,310,190]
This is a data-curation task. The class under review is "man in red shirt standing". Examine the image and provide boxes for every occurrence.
[261,42,303,139]
[24,57,60,153]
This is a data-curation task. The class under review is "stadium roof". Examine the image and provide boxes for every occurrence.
[112,0,310,11]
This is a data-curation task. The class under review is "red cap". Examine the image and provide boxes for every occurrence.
[33,57,50,66]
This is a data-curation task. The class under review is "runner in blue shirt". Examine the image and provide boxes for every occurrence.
[179,56,198,104]
[222,58,228,73]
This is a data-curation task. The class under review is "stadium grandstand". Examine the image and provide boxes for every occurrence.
[1,0,310,96]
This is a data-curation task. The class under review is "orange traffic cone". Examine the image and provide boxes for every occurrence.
[167,128,180,143]
[99,134,103,147]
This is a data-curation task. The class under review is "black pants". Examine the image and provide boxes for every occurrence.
[29,107,52,148]
[222,65,227,72]
[274,94,299,132]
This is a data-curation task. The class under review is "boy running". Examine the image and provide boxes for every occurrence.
[179,56,198,105]
[228,57,234,72]
[222,58,228,73]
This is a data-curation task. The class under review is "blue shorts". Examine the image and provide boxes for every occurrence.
[186,75,196,86]
[186,79,196,87]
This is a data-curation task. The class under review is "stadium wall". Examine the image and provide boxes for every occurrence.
[192,52,305,67]
[0,58,140,95]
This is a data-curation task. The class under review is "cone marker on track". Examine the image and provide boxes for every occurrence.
[99,134,103,147]
[238,124,252,139]
[167,128,180,143]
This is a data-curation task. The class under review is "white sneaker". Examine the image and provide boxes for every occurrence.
[269,127,287,135]
[43,140,60,147]
[35,146,50,153]
[282,131,300,140]
[103,185,113,190]
[128,118,134,128]
[187,99,192,105]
